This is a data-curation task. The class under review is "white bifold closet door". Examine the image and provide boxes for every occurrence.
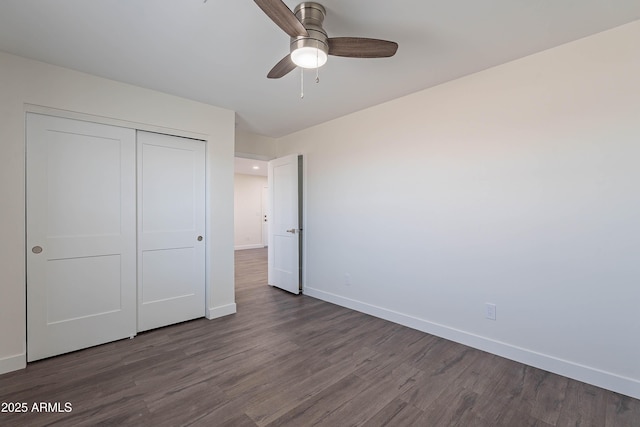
[27,115,206,362]
[136,131,206,332]
[26,114,137,362]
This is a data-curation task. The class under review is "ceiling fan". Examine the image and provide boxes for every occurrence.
[254,0,398,78]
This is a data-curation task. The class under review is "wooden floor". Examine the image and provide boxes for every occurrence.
[1,248,638,426]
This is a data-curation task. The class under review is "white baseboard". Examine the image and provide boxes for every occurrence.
[304,287,640,400]
[235,244,266,251]
[206,303,237,320]
[0,353,26,375]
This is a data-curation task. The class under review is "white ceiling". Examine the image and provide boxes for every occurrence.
[1,1,638,138]
[235,157,268,176]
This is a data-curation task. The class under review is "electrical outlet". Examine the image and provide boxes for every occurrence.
[485,303,496,320]
[344,273,352,286]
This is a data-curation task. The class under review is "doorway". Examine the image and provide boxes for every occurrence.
[233,154,304,295]
[233,157,269,250]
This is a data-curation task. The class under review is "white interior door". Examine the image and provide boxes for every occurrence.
[26,114,137,362]
[268,154,301,294]
[137,131,206,332]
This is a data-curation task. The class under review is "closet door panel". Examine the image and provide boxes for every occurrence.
[26,114,137,362]
[137,131,206,332]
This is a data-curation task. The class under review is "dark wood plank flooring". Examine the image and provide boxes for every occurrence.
[1,247,638,426]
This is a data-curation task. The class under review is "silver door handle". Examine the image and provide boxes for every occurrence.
[32,246,43,254]
[286,229,297,234]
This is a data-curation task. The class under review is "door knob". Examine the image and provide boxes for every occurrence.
[286,229,297,234]
[197,236,203,241]
[32,246,43,254]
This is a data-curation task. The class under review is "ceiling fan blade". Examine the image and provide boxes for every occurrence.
[254,0,308,38]
[328,37,398,58]
[267,54,297,79]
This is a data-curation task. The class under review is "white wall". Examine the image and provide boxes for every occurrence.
[235,173,268,249]
[277,21,640,398]
[0,51,236,374]
[235,129,277,160]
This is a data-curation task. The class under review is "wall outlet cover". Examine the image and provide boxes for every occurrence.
[485,303,497,320]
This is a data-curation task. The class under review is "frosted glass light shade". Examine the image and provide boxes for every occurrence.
[291,46,328,69]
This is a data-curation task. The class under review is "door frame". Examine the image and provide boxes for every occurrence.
[300,154,307,293]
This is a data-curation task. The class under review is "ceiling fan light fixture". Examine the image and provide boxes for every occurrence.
[257,1,398,79]
[291,45,328,68]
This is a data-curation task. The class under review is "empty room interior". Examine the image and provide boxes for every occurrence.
[1,1,639,425]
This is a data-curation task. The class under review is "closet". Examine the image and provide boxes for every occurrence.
[26,114,205,361]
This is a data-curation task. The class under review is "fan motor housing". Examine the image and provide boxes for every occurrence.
[290,2,328,57]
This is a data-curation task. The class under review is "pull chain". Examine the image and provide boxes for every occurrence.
[315,41,320,83]
[301,42,323,98]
